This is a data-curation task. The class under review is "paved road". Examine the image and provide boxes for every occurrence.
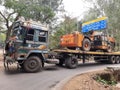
[0,62,120,90]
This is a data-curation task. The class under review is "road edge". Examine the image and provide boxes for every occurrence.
[51,68,104,90]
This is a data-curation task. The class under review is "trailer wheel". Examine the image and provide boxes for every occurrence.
[82,38,91,51]
[115,56,120,64]
[65,56,78,69]
[56,58,65,66]
[109,56,116,64]
[24,56,42,73]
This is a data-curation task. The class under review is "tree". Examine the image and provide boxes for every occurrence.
[0,0,63,40]
[0,33,6,42]
[49,15,77,49]
[82,0,120,43]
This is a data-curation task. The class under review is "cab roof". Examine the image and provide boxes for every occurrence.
[14,20,49,31]
[23,21,49,31]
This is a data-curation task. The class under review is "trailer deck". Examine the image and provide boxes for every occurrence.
[53,49,120,55]
[53,49,120,69]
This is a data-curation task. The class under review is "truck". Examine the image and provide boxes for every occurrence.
[4,20,59,72]
[3,18,120,73]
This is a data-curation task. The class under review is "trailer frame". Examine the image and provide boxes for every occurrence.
[53,49,120,69]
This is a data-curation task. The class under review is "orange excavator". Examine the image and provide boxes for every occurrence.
[60,17,115,52]
[60,31,91,51]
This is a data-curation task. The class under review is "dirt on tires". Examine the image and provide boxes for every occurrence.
[62,70,120,90]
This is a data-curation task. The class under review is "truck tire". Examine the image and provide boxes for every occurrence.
[56,58,65,66]
[109,56,116,64]
[115,56,120,64]
[23,56,42,73]
[65,56,78,69]
[82,38,91,51]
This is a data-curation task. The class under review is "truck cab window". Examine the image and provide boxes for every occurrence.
[39,31,47,42]
[27,29,34,41]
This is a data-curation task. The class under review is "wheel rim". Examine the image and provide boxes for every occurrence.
[28,60,38,69]
[71,59,76,65]
[83,38,91,51]
[85,42,89,48]
[71,57,78,66]
[65,56,78,69]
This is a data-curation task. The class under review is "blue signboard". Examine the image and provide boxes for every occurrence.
[82,17,107,33]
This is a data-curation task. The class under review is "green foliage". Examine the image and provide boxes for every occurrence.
[49,16,77,49]
[49,29,65,49]
[0,0,63,40]
[96,76,117,86]
[2,0,62,23]
[0,33,6,42]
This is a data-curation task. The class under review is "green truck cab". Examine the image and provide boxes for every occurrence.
[4,21,58,72]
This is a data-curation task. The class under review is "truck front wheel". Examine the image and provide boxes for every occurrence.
[24,56,42,73]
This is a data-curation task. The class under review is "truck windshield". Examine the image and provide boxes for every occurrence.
[26,28,47,42]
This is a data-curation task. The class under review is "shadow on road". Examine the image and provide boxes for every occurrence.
[77,62,106,68]
[44,64,60,71]
[51,62,115,70]
[3,61,116,75]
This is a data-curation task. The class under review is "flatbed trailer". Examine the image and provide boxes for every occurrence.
[53,49,120,69]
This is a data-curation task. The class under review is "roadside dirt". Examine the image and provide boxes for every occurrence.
[0,49,3,60]
[62,70,120,90]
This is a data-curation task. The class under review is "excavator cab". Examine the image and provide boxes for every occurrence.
[93,32,115,52]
